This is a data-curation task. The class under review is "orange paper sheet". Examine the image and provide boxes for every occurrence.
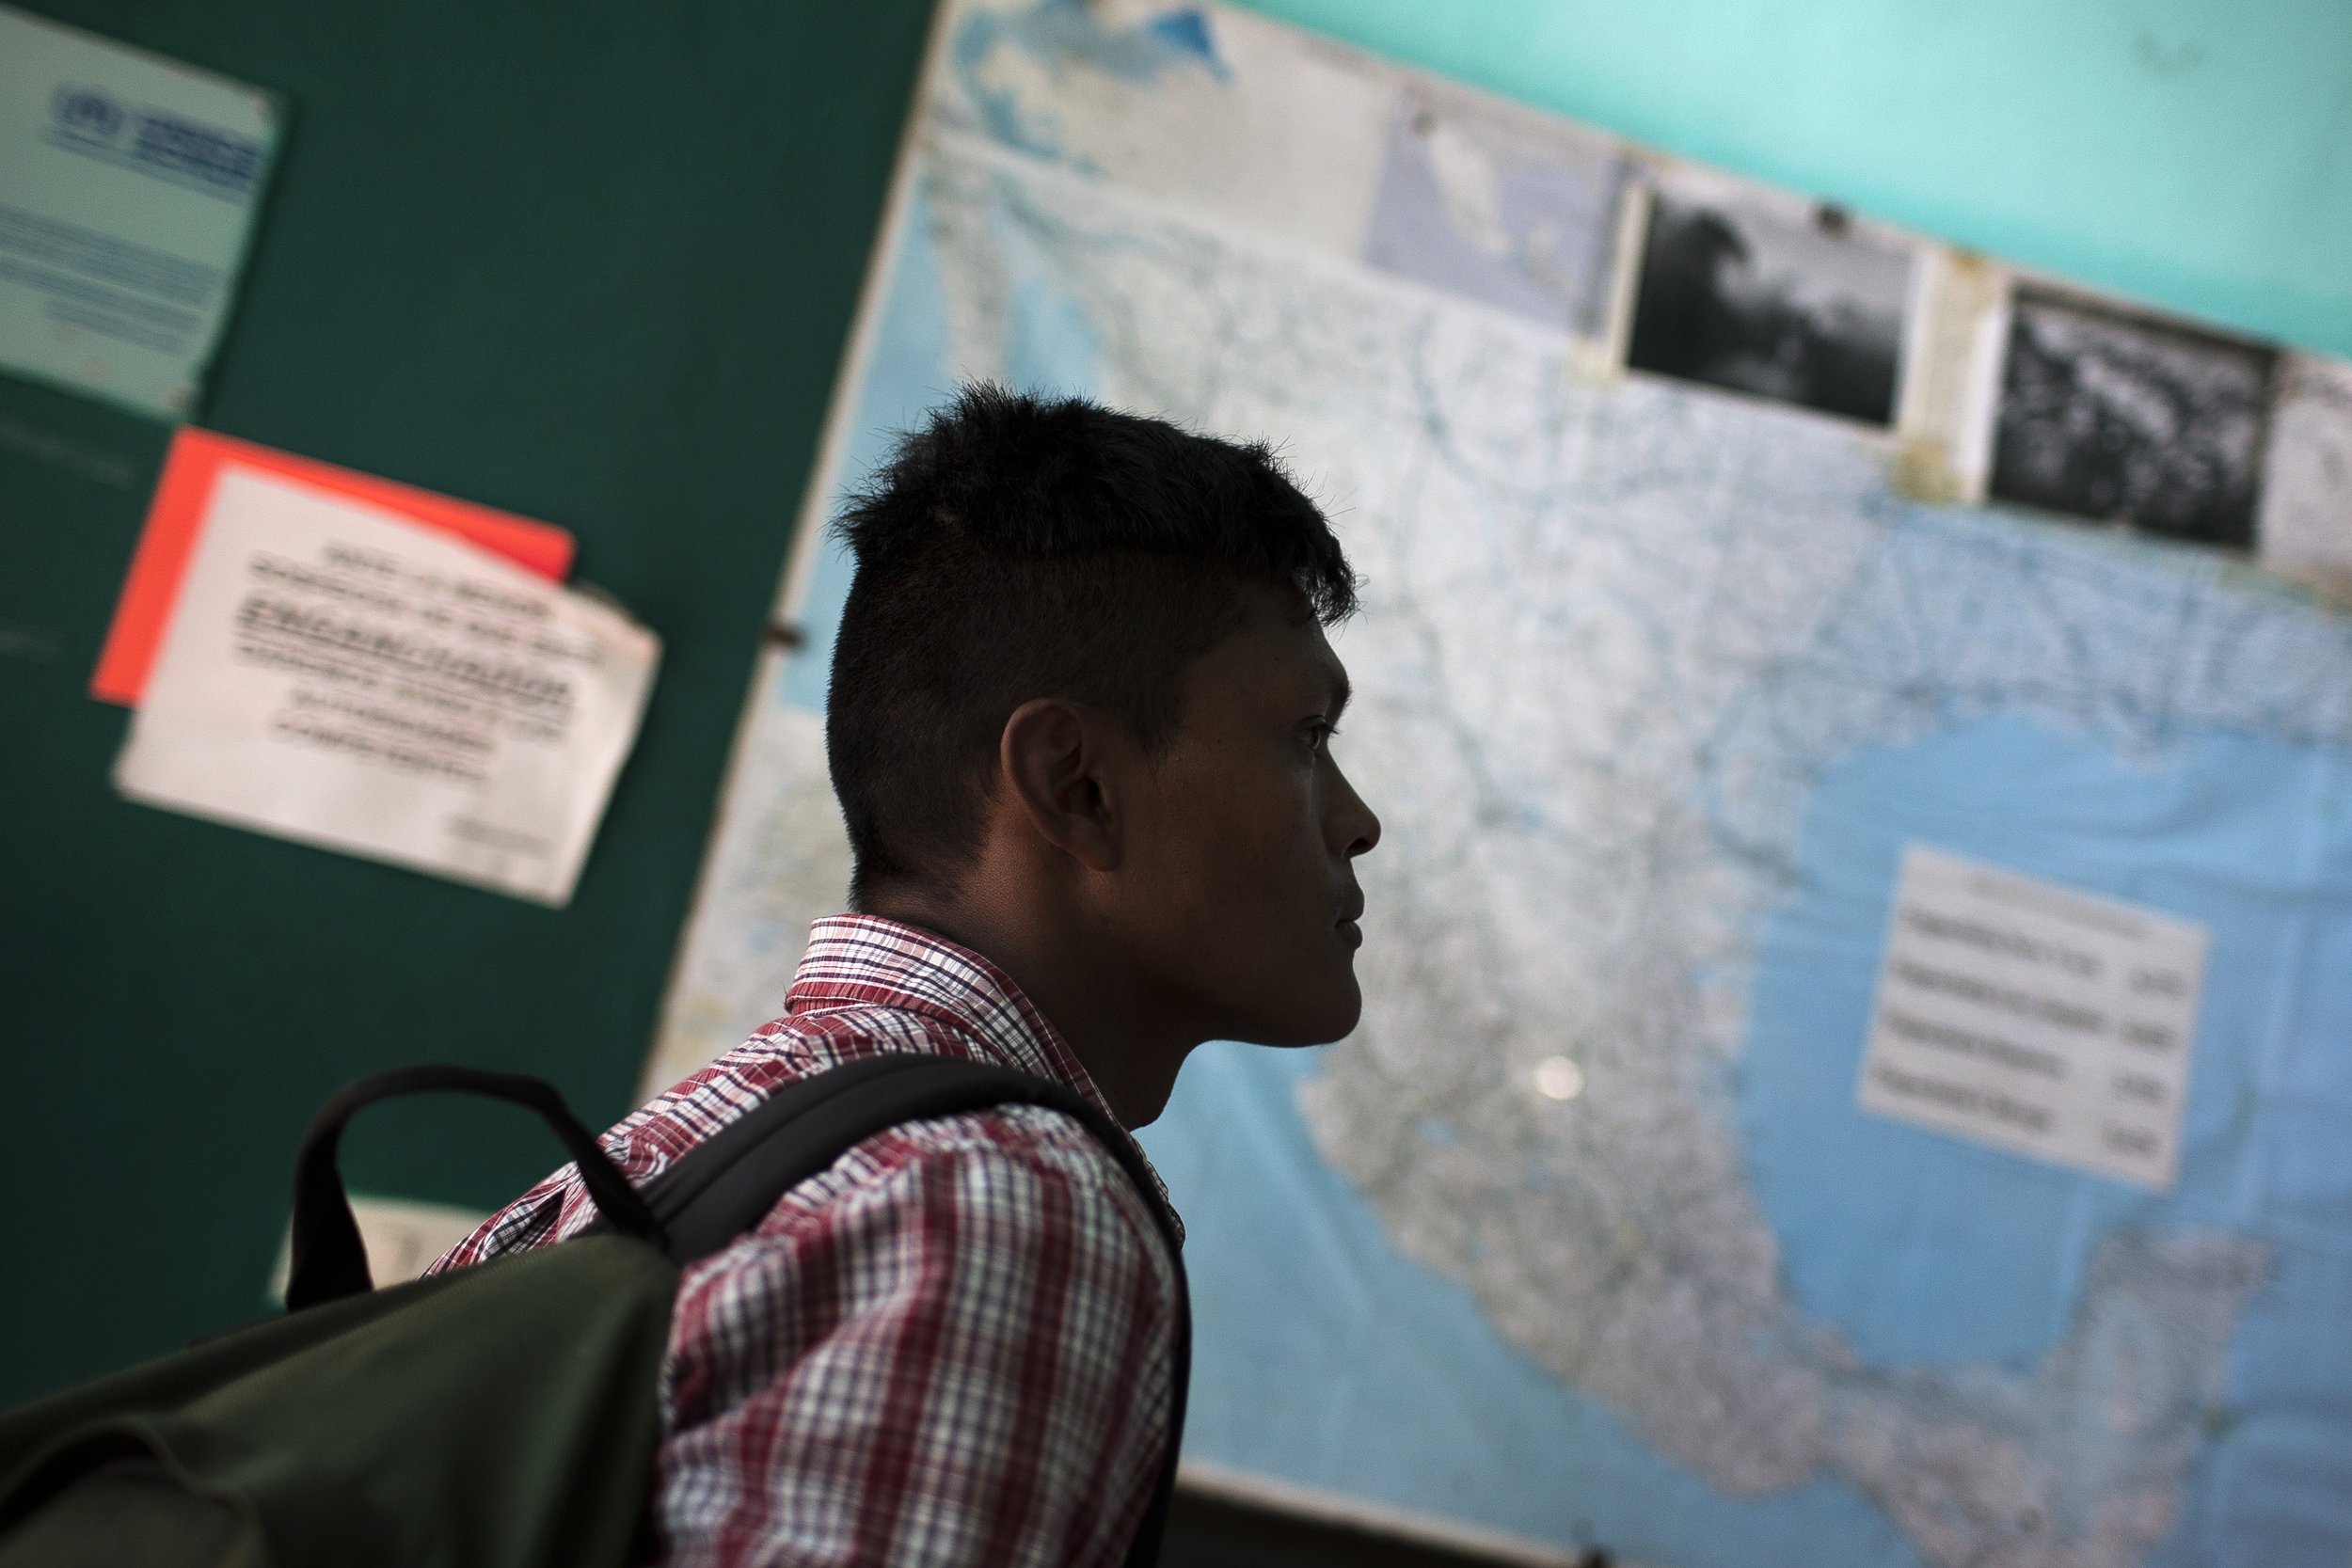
[92,429,576,705]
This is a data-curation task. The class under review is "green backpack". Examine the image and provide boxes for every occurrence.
[0,1056,1189,1568]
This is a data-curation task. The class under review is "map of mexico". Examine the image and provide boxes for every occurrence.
[648,5,2352,1563]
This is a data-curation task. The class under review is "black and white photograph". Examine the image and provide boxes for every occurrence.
[1626,184,1914,425]
[1989,288,2277,548]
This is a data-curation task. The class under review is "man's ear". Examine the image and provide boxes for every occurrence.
[998,698,1122,873]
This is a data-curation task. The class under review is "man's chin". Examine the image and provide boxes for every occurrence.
[1249,980,1363,1048]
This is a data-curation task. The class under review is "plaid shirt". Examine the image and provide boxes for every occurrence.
[432,916,1184,1568]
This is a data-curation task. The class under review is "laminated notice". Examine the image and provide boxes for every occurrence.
[0,6,283,417]
[115,467,657,905]
[1857,844,2208,1190]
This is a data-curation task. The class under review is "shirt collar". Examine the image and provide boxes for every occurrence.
[785,913,1179,1232]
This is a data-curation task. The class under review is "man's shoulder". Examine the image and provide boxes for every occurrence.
[768,1094,1164,1244]
[644,1007,1173,1265]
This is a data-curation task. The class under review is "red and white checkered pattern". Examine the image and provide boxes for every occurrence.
[432,916,1184,1567]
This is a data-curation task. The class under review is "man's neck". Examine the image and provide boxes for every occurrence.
[854,890,1197,1128]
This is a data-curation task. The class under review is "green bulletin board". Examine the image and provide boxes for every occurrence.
[0,0,935,1404]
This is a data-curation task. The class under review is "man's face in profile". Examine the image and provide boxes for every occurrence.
[1117,582,1381,1048]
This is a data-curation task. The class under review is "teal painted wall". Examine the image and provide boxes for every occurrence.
[1234,0,2352,359]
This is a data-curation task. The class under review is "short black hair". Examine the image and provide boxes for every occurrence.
[825,385,1357,902]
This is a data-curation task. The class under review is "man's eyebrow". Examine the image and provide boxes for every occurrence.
[1327,665,1353,721]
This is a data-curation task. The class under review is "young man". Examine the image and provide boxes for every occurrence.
[435,387,1380,1566]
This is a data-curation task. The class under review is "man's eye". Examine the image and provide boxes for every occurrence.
[1307,722,1338,751]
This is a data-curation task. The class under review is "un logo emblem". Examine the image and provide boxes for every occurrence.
[52,87,126,143]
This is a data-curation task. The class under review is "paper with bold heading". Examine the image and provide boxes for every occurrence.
[0,6,282,418]
[1857,844,2207,1190]
[91,426,577,706]
[115,468,658,905]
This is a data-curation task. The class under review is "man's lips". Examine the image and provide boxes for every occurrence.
[1337,893,1365,947]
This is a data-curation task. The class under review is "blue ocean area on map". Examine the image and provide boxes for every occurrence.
[1741,716,2352,1365]
[1738,714,2352,1559]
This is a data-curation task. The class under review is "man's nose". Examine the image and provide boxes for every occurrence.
[1332,764,1380,858]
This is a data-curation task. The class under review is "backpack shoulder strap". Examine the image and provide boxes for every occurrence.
[630,1053,1180,1264]
[622,1053,1188,1568]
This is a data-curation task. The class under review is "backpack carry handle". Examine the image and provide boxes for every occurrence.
[285,1065,667,1311]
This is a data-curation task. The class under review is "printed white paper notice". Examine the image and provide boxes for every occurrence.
[1857,844,2208,1189]
[115,467,658,905]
